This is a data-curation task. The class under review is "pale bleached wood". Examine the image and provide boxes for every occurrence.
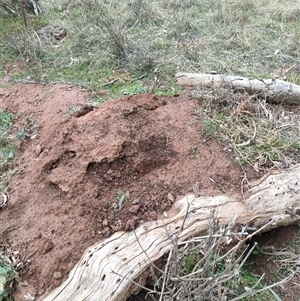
[176,73,300,105]
[42,165,300,301]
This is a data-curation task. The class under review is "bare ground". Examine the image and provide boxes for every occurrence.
[0,72,299,300]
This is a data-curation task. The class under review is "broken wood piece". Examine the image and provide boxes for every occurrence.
[176,73,300,105]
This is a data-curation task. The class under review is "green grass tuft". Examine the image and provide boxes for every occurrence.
[0,111,16,169]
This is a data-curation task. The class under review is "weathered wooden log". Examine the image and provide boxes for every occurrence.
[176,73,300,105]
[42,165,300,301]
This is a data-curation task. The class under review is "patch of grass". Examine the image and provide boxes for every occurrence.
[0,251,14,301]
[0,110,27,193]
[235,267,276,301]
[202,112,225,139]
[0,16,23,36]
[196,90,300,169]
[183,248,199,273]
[0,169,20,194]
[245,227,300,299]
[0,0,298,101]
[0,111,16,169]
[15,116,37,141]
[153,82,183,96]
[0,111,13,131]
[109,79,147,97]
[252,244,262,256]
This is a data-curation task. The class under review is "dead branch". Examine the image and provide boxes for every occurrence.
[176,73,300,105]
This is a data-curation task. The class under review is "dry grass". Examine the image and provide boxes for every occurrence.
[0,0,299,94]
[194,89,300,170]
[0,226,31,300]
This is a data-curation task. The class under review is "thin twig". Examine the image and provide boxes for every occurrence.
[159,245,173,301]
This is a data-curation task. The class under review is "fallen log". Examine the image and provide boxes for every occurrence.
[176,73,300,105]
[42,165,300,301]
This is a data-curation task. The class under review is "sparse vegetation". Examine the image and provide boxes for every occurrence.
[132,212,298,301]
[0,251,14,301]
[0,111,15,170]
[116,189,130,210]
[0,0,299,98]
[197,89,300,169]
[0,110,17,212]
[0,0,300,300]
[0,111,33,193]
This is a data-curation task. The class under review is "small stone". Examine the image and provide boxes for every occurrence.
[40,239,54,254]
[131,198,140,205]
[114,220,123,231]
[103,174,113,182]
[148,212,157,220]
[67,152,74,158]
[37,288,45,295]
[35,145,42,157]
[111,202,118,210]
[167,192,175,203]
[102,219,108,227]
[103,227,110,237]
[129,205,140,214]
[53,271,62,279]
[125,219,136,231]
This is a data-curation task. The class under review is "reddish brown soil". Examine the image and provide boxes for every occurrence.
[2,76,294,301]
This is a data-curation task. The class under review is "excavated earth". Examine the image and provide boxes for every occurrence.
[2,74,297,300]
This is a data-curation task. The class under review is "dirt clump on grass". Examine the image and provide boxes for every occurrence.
[0,82,262,300]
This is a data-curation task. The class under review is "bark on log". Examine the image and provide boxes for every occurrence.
[42,165,300,301]
[176,73,300,105]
